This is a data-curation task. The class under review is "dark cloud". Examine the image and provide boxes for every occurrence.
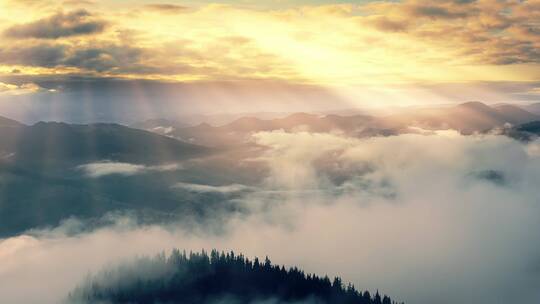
[409,5,469,19]
[63,45,144,73]
[0,43,152,73]
[369,17,410,32]
[480,40,540,65]
[3,9,106,39]
[0,44,66,67]
[0,32,297,79]
[144,4,189,13]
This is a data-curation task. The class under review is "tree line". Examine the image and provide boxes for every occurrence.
[69,249,402,304]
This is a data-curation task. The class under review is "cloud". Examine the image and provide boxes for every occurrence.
[3,9,106,39]
[407,4,470,19]
[144,4,189,13]
[0,82,51,95]
[526,138,540,157]
[151,126,175,135]
[0,34,292,78]
[0,42,150,73]
[61,44,145,73]
[173,182,253,194]
[77,162,146,177]
[0,43,66,67]
[367,16,410,32]
[360,0,540,66]
[77,161,181,177]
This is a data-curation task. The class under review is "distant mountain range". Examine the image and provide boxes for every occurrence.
[131,102,540,146]
[382,101,539,134]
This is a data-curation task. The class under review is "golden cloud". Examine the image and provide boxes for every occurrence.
[0,0,538,86]
[0,81,51,95]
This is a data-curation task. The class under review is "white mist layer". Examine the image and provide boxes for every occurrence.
[1,132,540,304]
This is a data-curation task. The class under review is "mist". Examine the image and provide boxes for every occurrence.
[1,131,540,304]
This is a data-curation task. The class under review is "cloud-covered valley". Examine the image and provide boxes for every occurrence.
[1,130,540,304]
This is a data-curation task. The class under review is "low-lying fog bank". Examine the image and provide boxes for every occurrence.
[1,131,540,304]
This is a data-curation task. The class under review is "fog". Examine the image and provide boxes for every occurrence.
[77,161,182,177]
[1,131,540,304]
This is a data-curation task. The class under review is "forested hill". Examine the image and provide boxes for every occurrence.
[69,249,402,304]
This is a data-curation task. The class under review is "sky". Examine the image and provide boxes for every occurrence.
[0,0,540,119]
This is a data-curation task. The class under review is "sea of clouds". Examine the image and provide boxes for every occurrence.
[1,130,540,304]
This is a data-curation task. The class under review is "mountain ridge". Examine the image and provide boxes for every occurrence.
[0,115,24,127]
[130,102,540,145]
[0,120,211,165]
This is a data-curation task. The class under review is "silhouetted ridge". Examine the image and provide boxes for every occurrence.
[69,249,402,304]
[0,121,210,165]
[0,115,23,127]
